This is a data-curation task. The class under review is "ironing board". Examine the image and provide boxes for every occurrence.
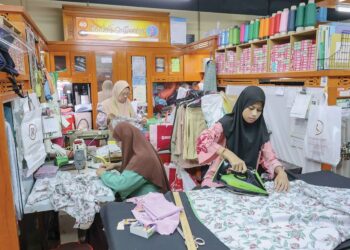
[100,171,350,250]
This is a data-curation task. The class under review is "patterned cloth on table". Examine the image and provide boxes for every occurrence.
[186,180,350,250]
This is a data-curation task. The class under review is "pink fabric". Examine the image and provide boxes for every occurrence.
[127,193,182,235]
[196,123,282,187]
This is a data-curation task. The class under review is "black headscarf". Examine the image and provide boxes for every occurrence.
[219,86,270,169]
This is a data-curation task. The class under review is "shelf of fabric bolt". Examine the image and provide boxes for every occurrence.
[24,161,115,214]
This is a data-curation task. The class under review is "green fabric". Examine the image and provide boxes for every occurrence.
[100,170,158,200]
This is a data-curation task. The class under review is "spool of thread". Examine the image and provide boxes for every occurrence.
[265,17,270,38]
[296,2,306,32]
[249,20,254,42]
[279,8,289,35]
[304,0,317,29]
[288,5,297,34]
[269,13,276,37]
[254,19,260,40]
[233,26,240,45]
[259,18,264,39]
[275,11,282,35]
[228,27,234,46]
[244,23,249,43]
[240,23,245,43]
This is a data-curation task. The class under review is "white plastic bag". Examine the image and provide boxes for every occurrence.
[304,104,341,166]
[201,94,225,127]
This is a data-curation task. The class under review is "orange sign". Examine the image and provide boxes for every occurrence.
[76,17,160,42]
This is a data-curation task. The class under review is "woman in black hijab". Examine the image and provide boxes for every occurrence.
[196,86,289,192]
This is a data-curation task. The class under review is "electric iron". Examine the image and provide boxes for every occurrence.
[213,159,269,196]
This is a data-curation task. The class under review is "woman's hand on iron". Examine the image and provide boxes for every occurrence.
[218,146,247,173]
[274,166,289,192]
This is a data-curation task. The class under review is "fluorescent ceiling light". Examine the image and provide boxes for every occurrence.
[336,4,350,12]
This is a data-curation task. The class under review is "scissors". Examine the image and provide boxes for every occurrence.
[176,226,205,248]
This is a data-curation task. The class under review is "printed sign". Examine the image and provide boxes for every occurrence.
[76,17,160,42]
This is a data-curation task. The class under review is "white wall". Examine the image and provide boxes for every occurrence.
[0,0,258,41]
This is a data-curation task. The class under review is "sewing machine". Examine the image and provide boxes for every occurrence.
[66,129,109,146]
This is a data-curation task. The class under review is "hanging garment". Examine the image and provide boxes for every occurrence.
[183,106,207,160]
[187,180,350,250]
[203,60,217,92]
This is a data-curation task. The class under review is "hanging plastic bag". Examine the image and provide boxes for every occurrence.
[201,94,224,127]
[304,102,341,166]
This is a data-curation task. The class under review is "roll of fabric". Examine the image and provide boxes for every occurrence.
[233,26,240,45]
[296,2,306,32]
[249,20,254,42]
[254,19,260,40]
[228,27,234,46]
[279,8,289,35]
[259,18,264,39]
[240,23,245,43]
[265,17,270,38]
[275,11,282,35]
[288,5,297,33]
[304,0,317,28]
[269,13,276,37]
[244,23,249,43]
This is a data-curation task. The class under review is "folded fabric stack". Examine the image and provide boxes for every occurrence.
[252,45,267,73]
[270,43,291,72]
[215,52,226,74]
[128,192,182,235]
[239,47,251,73]
[291,39,316,71]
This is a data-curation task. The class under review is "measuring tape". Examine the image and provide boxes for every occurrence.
[173,192,196,250]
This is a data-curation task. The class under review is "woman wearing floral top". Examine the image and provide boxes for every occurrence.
[196,86,289,192]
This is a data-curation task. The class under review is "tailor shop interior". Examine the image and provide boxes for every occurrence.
[2,0,350,250]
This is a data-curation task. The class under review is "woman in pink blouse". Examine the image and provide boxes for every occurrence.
[196,86,289,192]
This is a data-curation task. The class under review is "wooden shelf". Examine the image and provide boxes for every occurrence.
[218,70,350,79]
[292,29,317,38]
[251,39,268,45]
[0,72,29,81]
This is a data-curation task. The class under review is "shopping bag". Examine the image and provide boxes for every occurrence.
[149,123,173,151]
[21,98,46,177]
[304,104,341,166]
[165,163,196,191]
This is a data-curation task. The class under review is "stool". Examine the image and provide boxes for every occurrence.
[53,242,93,250]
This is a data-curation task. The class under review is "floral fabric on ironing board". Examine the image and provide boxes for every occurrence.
[187,180,350,250]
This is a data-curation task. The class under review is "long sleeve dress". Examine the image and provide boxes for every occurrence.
[196,123,282,187]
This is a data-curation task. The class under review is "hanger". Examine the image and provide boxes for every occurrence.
[300,87,307,95]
